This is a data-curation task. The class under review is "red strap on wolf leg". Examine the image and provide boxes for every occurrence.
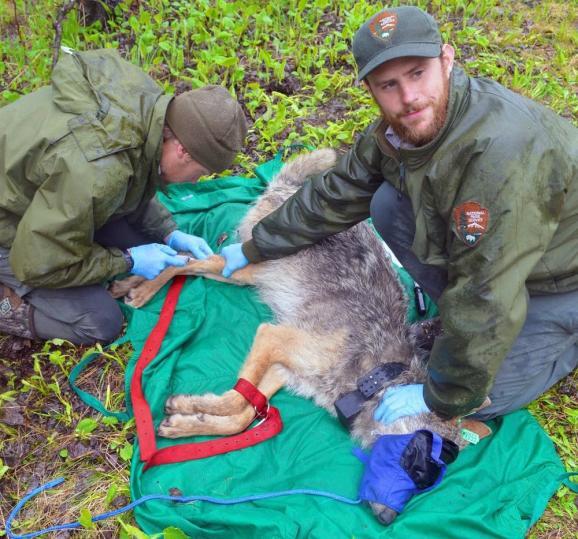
[130,276,283,469]
[233,378,268,416]
[145,378,283,469]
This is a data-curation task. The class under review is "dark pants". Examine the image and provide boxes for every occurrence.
[0,218,154,345]
[370,181,578,419]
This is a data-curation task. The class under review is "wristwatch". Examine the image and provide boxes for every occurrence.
[123,250,134,271]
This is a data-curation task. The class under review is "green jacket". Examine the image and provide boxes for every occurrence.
[0,48,176,288]
[242,67,578,418]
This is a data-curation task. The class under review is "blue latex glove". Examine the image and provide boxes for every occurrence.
[373,384,429,425]
[221,243,249,278]
[166,230,213,260]
[129,243,187,280]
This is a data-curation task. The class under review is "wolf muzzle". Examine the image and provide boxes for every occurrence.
[355,429,459,525]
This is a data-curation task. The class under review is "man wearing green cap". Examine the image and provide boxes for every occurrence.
[0,48,247,346]
[221,6,578,421]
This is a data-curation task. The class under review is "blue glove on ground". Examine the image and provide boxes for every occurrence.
[165,230,213,260]
[221,243,249,278]
[129,243,187,280]
[373,384,429,425]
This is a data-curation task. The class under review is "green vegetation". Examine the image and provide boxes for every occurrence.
[1,0,576,537]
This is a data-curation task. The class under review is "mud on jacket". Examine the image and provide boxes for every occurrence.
[0,49,176,288]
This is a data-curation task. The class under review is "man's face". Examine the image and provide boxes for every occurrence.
[365,45,455,146]
[160,138,210,184]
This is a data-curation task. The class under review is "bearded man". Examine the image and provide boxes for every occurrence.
[218,6,578,423]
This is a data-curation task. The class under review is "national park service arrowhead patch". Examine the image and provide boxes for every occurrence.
[453,201,489,247]
[369,11,398,42]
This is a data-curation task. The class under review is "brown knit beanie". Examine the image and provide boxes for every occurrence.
[165,85,248,173]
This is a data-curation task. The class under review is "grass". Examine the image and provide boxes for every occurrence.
[0,339,135,536]
[0,0,576,537]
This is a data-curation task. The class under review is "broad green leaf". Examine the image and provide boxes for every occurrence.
[163,527,189,539]
[76,417,99,435]
[119,441,133,461]
[78,508,96,530]
[119,521,149,539]
[0,459,9,481]
[103,416,120,427]
[105,484,119,506]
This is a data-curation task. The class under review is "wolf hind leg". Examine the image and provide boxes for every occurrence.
[164,323,296,416]
[157,408,257,438]
[158,364,287,438]
[158,323,331,439]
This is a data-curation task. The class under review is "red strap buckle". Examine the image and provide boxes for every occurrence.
[234,378,269,418]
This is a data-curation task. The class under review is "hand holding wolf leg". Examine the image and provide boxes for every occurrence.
[221,243,249,277]
[128,244,187,280]
[165,230,213,260]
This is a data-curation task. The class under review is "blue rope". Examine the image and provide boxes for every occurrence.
[6,477,362,538]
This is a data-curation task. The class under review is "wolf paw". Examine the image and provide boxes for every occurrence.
[164,394,203,415]
[123,285,157,308]
[108,275,145,299]
[158,413,193,438]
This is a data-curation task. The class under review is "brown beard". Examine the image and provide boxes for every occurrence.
[385,74,450,146]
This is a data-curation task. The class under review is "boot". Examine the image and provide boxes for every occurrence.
[0,285,36,339]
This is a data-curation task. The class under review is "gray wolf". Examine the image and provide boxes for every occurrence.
[111,149,489,522]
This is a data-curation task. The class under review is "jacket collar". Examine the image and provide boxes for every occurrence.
[373,67,471,169]
[144,94,173,192]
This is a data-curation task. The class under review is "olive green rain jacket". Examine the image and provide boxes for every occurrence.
[0,48,176,288]
[242,67,578,418]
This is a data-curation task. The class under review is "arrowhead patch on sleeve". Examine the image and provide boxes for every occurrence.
[453,201,489,247]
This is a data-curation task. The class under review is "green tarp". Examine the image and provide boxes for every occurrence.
[118,171,568,538]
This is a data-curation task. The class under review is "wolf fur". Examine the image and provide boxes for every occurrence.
[111,150,488,523]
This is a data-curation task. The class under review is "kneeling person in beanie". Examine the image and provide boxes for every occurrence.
[0,48,247,346]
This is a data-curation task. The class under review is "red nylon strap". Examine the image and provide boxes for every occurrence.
[233,378,268,416]
[131,275,186,462]
[144,406,283,469]
[131,275,283,469]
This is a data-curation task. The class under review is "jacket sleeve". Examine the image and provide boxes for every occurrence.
[243,131,386,262]
[423,135,564,418]
[9,144,134,288]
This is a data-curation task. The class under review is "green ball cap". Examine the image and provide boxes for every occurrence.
[353,6,442,81]
[165,85,248,173]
